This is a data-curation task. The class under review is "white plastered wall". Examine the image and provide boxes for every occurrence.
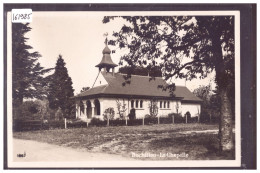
[181,103,201,117]
[76,97,201,120]
[102,98,180,119]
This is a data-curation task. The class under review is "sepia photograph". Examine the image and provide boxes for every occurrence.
[3,3,256,169]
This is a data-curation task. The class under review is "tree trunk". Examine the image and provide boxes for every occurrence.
[219,87,233,151]
[212,35,234,152]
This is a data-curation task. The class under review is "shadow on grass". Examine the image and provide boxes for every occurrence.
[149,133,235,160]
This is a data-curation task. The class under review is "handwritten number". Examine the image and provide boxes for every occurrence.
[13,13,32,21]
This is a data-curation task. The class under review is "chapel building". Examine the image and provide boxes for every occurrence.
[74,41,202,121]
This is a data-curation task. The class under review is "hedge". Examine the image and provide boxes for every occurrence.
[13,119,65,131]
[67,120,88,128]
[90,118,107,126]
[13,114,201,131]
[144,118,158,125]
[13,120,44,131]
[127,119,143,126]
[47,120,64,129]
[160,117,173,124]
[109,119,126,126]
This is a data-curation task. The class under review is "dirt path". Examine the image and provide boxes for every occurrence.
[178,129,218,134]
[13,138,135,162]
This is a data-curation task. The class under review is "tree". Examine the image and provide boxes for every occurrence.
[14,101,39,120]
[116,99,128,125]
[33,99,53,120]
[116,99,127,119]
[103,107,115,126]
[119,66,162,77]
[12,23,51,106]
[209,91,221,122]
[193,84,214,123]
[48,55,74,119]
[13,99,52,121]
[148,99,158,117]
[103,16,234,151]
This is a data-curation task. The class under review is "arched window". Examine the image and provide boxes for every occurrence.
[160,101,162,108]
[94,99,101,116]
[140,100,143,108]
[167,101,170,108]
[131,100,134,108]
[136,100,139,108]
[79,101,84,116]
[164,101,166,108]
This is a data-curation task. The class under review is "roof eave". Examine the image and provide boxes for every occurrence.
[74,93,184,100]
[181,99,203,104]
[95,63,118,68]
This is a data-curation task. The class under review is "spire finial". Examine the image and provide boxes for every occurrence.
[103,32,108,45]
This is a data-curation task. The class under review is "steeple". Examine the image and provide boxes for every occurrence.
[95,36,118,74]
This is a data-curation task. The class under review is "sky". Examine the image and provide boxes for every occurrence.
[23,12,216,95]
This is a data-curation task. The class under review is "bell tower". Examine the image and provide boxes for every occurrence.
[95,36,118,76]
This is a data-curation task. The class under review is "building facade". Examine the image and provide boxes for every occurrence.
[74,42,202,122]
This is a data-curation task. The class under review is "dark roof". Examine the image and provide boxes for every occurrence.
[174,86,202,102]
[77,84,107,97]
[75,72,202,102]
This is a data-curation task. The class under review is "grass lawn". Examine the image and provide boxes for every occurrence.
[13,123,235,160]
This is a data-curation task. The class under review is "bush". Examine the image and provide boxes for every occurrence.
[144,117,158,125]
[67,119,88,128]
[13,119,68,131]
[128,119,142,126]
[13,120,43,131]
[128,108,136,120]
[144,114,152,119]
[90,117,106,126]
[168,113,185,123]
[13,101,42,121]
[13,100,54,122]
[109,119,126,126]
[189,117,199,123]
[48,120,65,129]
[160,117,172,124]
[199,111,219,124]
